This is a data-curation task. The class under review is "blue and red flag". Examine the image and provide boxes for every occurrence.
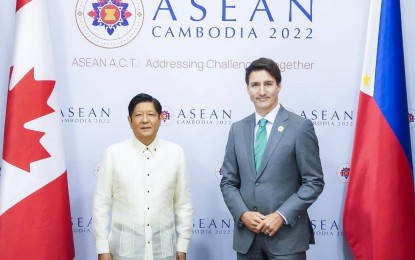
[343,0,415,259]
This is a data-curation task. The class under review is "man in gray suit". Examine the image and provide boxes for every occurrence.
[220,57,324,260]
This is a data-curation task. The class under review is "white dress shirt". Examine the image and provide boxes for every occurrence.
[254,103,280,142]
[92,137,193,260]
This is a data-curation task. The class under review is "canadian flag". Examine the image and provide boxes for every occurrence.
[0,0,75,259]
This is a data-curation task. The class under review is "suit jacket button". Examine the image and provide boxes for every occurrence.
[255,182,259,186]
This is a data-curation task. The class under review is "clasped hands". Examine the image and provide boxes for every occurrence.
[240,211,284,237]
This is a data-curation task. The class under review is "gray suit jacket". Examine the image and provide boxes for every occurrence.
[220,105,324,255]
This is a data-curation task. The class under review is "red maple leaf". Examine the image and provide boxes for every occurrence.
[3,67,55,172]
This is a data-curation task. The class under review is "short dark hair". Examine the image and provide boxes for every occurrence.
[245,57,282,85]
[128,93,162,117]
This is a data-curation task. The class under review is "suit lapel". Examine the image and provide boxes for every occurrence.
[243,114,256,177]
[256,106,289,178]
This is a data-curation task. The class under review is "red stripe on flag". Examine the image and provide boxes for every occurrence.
[16,0,31,12]
[343,93,415,259]
[0,172,75,260]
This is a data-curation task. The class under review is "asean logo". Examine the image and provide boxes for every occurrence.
[76,0,144,48]
[161,106,174,126]
[93,161,101,177]
[336,163,350,183]
[215,162,224,180]
[409,109,415,128]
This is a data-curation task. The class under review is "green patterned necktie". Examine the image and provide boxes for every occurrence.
[254,118,268,171]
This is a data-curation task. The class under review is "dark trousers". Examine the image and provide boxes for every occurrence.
[237,233,307,260]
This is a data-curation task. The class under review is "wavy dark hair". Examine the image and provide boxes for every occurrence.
[245,57,282,85]
[128,93,162,117]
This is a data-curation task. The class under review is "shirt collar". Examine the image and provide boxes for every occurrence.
[133,137,159,154]
[255,103,280,125]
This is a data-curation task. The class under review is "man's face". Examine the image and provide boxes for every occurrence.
[128,102,161,145]
[247,70,281,116]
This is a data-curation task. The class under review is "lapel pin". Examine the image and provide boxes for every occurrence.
[278,126,284,132]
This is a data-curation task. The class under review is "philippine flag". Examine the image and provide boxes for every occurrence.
[343,0,415,259]
[0,0,75,259]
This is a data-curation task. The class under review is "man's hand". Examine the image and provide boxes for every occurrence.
[98,253,112,260]
[256,212,284,237]
[176,251,186,260]
[240,211,266,233]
